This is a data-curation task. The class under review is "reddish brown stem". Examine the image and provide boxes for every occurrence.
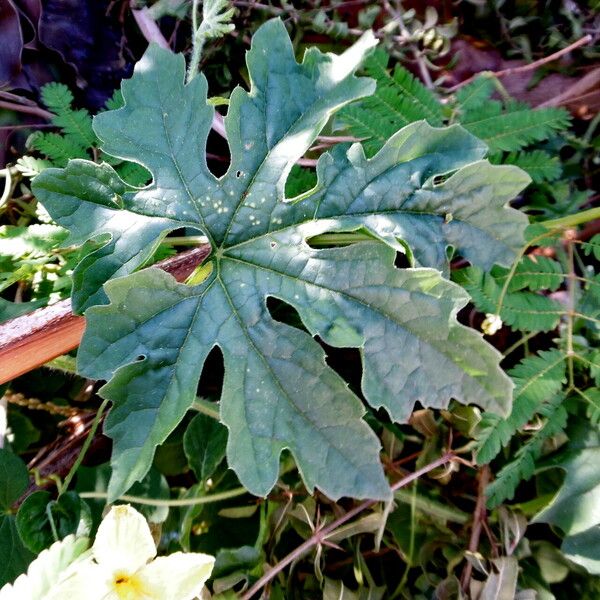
[460,465,491,592]
[0,245,211,384]
[0,100,54,120]
[241,452,455,600]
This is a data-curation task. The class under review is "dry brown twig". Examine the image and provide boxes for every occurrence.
[446,34,592,93]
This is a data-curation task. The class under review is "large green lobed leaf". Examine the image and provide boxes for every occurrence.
[32,19,528,502]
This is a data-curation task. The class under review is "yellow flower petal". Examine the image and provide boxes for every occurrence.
[93,505,157,574]
[136,552,215,600]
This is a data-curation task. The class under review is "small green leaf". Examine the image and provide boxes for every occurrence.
[534,447,600,536]
[6,412,41,453]
[184,413,228,482]
[126,468,171,524]
[0,449,29,511]
[534,447,600,574]
[212,545,262,579]
[16,491,91,553]
[0,516,34,587]
[561,527,600,575]
[478,557,518,600]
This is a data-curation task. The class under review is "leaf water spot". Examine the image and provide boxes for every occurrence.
[244,142,253,150]
[236,170,245,178]
[260,197,266,203]
[255,220,261,226]
[249,215,255,221]
[229,190,234,196]
[239,282,246,287]
[294,294,299,299]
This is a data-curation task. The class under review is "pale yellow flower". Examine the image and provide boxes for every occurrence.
[0,535,89,600]
[47,505,215,600]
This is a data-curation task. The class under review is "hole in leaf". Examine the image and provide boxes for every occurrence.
[267,298,365,402]
[285,164,317,198]
[319,338,363,396]
[197,346,224,399]
[266,297,307,332]
[206,128,230,177]
[394,252,411,269]
[432,172,453,185]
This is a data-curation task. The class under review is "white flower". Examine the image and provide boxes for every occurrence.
[481,313,503,336]
[0,534,90,600]
[47,505,215,600]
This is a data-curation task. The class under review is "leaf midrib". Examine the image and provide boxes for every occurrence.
[215,273,374,477]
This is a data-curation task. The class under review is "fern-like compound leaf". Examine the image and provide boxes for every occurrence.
[500,150,562,183]
[460,101,571,153]
[336,49,444,155]
[29,133,89,167]
[485,393,567,507]
[33,20,526,502]
[476,350,566,465]
[40,83,73,114]
[455,266,564,331]
[495,255,563,293]
[583,234,600,261]
[40,82,96,150]
[454,76,495,112]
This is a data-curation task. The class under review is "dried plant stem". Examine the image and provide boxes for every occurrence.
[241,452,454,600]
[447,34,592,92]
[460,465,491,592]
[131,5,170,49]
[0,100,54,120]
